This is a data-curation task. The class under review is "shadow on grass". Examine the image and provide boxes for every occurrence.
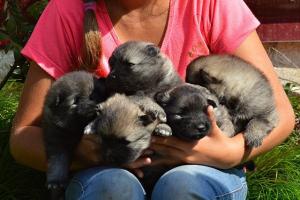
[0,81,47,199]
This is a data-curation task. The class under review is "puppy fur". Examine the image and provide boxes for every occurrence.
[42,71,107,199]
[106,41,182,137]
[106,41,183,97]
[84,93,166,165]
[186,54,279,147]
[156,83,235,140]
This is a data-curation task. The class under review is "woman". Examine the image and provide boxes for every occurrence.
[10,0,295,199]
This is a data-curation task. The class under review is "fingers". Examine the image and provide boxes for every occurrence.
[123,157,152,178]
[131,168,144,178]
[151,136,197,151]
[123,157,151,169]
[207,105,217,126]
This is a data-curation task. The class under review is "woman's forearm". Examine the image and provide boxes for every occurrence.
[10,126,47,171]
[188,97,295,169]
[10,126,101,172]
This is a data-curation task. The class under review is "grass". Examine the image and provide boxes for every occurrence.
[246,90,300,200]
[0,80,46,200]
[0,80,299,199]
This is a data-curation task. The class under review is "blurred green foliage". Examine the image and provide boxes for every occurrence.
[0,0,48,86]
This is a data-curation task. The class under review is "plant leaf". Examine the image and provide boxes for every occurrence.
[0,50,15,83]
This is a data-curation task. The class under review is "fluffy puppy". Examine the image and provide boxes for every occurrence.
[42,71,107,199]
[186,54,279,147]
[105,41,183,136]
[156,83,235,140]
[106,41,183,98]
[140,83,235,192]
[84,93,169,165]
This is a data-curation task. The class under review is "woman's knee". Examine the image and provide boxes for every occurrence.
[151,165,247,200]
[65,167,145,200]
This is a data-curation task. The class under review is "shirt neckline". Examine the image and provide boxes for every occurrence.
[98,0,174,51]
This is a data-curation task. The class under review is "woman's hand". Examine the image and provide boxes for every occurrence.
[72,134,103,170]
[149,106,246,169]
[74,136,153,177]
[123,154,152,178]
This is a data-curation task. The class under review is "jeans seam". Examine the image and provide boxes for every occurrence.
[69,178,85,200]
[215,182,247,199]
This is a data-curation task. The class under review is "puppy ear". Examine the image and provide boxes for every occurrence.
[207,98,217,108]
[191,69,221,86]
[51,93,66,108]
[145,45,160,57]
[139,114,156,126]
[95,103,104,115]
[55,96,61,107]
[155,91,170,106]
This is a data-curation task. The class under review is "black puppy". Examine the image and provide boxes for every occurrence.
[186,54,279,147]
[156,83,235,140]
[42,71,107,200]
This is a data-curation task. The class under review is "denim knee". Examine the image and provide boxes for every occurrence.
[65,167,145,200]
[151,165,247,200]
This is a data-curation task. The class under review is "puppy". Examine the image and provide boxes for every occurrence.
[106,41,183,98]
[42,71,107,200]
[156,83,235,140]
[186,54,279,147]
[106,41,183,136]
[84,93,169,165]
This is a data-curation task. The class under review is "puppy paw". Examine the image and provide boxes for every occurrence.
[47,183,65,190]
[84,121,96,135]
[154,124,172,137]
[147,109,167,123]
[157,112,167,123]
[244,132,265,148]
[47,183,65,200]
[244,119,272,148]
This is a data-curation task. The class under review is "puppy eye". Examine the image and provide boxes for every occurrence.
[145,45,159,57]
[119,138,131,145]
[73,96,80,105]
[174,114,182,120]
[123,60,135,67]
[170,114,182,120]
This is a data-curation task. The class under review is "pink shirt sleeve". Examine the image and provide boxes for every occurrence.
[204,0,260,53]
[21,0,81,79]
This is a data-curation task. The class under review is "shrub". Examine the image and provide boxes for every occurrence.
[0,0,47,89]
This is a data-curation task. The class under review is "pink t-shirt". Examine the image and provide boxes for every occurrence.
[21,0,260,79]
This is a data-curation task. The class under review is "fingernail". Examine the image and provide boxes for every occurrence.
[145,158,151,164]
[138,172,144,178]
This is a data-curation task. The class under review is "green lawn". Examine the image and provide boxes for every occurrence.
[0,80,299,200]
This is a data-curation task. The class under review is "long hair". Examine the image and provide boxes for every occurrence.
[79,0,102,71]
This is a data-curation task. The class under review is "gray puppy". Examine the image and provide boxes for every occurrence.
[84,93,169,165]
[106,41,183,98]
[106,41,184,136]
[156,83,235,140]
[186,54,279,147]
[42,71,107,199]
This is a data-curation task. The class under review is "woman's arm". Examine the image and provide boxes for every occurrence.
[150,31,295,169]
[233,31,295,161]
[10,62,102,171]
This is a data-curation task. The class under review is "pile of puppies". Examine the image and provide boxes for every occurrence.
[42,41,278,199]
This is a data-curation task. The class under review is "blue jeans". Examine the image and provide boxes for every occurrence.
[65,165,247,200]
